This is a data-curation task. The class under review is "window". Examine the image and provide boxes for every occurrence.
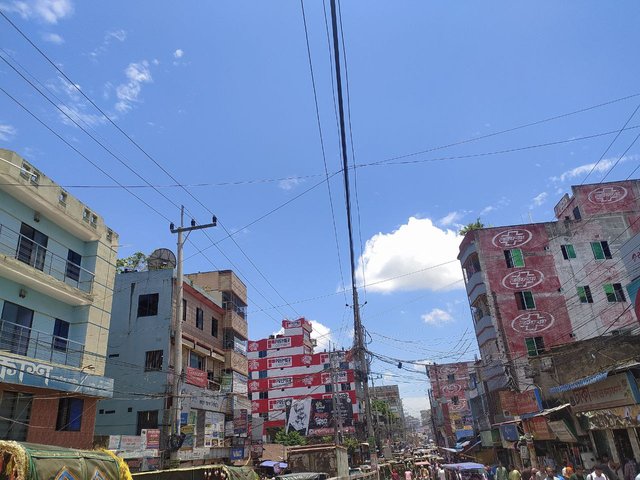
[573,206,582,221]
[258,350,267,358]
[20,161,39,185]
[515,291,536,310]
[591,241,612,260]
[0,301,34,356]
[53,319,69,351]
[144,350,163,371]
[561,244,576,260]
[90,214,98,227]
[211,316,219,337]
[58,190,67,206]
[447,374,455,383]
[577,286,594,304]
[258,370,268,379]
[452,396,459,405]
[137,293,159,317]
[17,223,48,271]
[525,337,545,356]
[189,351,204,370]
[65,250,81,283]
[325,384,333,393]
[504,249,525,268]
[82,208,91,223]
[136,410,158,435]
[604,283,626,303]
[259,391,268,400]
[341,383,350,391]
[0,392,32,440]
[195,308,204,330]
[56,397,84,431]
[182,299,187,322]
[259,412,269,420]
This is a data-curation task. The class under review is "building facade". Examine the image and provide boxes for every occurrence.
[248,319,359,439]
[458,180,640,466]
[371,384,406,444]
[426,362,475,447]
[95,268,249,466]
[0,149,118,448]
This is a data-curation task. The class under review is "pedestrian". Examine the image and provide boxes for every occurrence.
[486,465,495,480]
[545,467,560,480]
[624,459,637,480]
[570,465,586,480]
[496,463,509,480]
[522,467,532,480]
[392,469,401,480]
[531,468,540,480]
[587,465,609,480]
[405,469,414,480]
[600,456,618,480]
[438,464,446,480]
[509,466,522,480]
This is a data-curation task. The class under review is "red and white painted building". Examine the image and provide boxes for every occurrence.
[458,180,640,419]
[248,318,359,435]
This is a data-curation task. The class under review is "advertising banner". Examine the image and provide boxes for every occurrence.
[579,404,640,430]
[234,409,248,436]
[286,398,311,435]
[525,417,556,441]
[499,389,542,416]
[186,366,208,388]
[568,372,640,412]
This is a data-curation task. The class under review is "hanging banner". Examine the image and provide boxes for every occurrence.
[548,420,578,442]
[578,404,640,430]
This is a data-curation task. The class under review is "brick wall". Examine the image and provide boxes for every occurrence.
[0,385,98,449]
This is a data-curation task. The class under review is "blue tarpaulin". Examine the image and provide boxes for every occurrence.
[443,463,485,471]
[260,461,288,469]
[548,371,609,394]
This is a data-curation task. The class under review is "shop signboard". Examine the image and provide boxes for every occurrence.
[182,384,227,412]
[567,372,640,412]
[186,366,208,388]
[499,389,542,416]
[230,447,245,461]
[547,420,577,442]
[267,337,291,349]
[579,404,640,430]
[525,417,555,441]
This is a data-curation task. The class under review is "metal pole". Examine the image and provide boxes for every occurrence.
[169,206,217,464]
[170,206,185,462]
[330,345,340,446]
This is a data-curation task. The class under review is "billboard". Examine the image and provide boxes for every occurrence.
[284,396,354,436]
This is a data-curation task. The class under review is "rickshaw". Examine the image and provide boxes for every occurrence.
[442,463,487,480]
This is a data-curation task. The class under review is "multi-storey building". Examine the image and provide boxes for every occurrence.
[0,149,118,448]
[95,268,248,465]
[426,362,474,447]
[370,384,406,443]
[248,318,359,439]
[458,180,640,463]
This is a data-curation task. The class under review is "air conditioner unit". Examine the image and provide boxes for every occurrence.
[540,357,553,372]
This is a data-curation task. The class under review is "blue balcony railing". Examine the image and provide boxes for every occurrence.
[0,319,85,368]
[0,223,94,293]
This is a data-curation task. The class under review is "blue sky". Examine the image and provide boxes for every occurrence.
[1,0,640,416]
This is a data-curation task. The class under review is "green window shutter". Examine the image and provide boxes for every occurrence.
[512,249,525,267]
[577,286,587,303]
[525,338,537,356]
[523,291,535,309]
[604,284,616,302]
[566,244,576,258]
[591,242,605,260]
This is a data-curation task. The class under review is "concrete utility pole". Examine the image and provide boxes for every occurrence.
[328,0,377,468]
[169,205,217,462]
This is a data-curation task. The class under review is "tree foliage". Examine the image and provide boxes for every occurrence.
[459,218,485,236]
[274,429,307,446]
[342,436,360,453]
[116,252,147,273]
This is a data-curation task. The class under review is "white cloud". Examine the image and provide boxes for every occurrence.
[0,124,17,140]
[89,29,127,59]
[412,359,433,372]
[278,176,305,191]
[42,32,64,44]
[421,308,454,326]
[551,155,638,183]
[310,320,333,351]
[438,211,463,226]
[479,205,495,216]
[58,104,106,127]
[356,217,463,293]
[402,396,431,417]
[531,191,548,208]
[173,49,184,59]
[1,0,73,24]
[115,61,153,113]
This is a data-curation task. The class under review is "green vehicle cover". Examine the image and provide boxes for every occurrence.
[0,440,132,480]
[132,464,259,480]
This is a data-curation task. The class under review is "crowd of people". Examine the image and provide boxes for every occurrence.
[390,457,640,480]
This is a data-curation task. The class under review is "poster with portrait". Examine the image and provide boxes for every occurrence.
[285,398,311,435]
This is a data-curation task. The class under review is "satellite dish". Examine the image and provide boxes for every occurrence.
[148,248,177,270]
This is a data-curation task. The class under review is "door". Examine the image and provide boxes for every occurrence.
[0,302,34,356]
[612,429,634,463]
[17,223,48,271]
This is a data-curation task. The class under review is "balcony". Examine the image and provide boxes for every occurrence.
[223,309,247,339]
[0,223,94,305]
[475,315,497,348]
[466,270,486,304]
[224,350,248,376]
[0,319,84,368]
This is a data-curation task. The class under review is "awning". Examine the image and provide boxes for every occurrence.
[463,440,482,452]
[521,403,570,420]
[260,461,288,468]
[548,371,608,394]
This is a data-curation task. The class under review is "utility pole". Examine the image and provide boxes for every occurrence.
[328,0,378,469]
[169,206,217,463]
[329,345,342,446]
